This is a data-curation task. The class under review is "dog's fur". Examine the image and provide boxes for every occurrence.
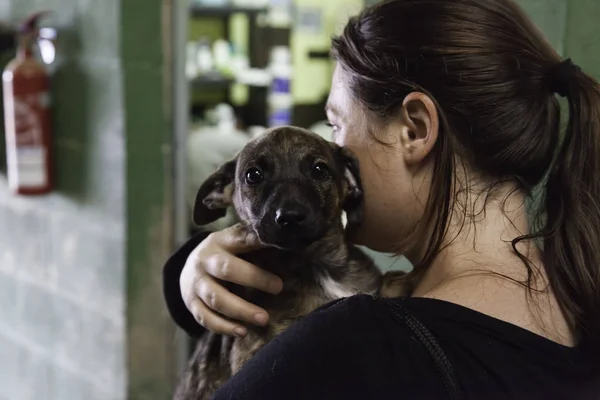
[173,126,410,400]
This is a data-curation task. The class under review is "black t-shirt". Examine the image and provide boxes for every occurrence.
[163,233,599,399]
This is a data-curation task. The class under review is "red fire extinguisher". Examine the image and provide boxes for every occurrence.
[2,12,53,195]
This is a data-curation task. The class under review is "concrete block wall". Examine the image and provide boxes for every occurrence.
[0,1,126,400]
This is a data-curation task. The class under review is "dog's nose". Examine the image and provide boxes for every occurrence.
[275,207,307,228]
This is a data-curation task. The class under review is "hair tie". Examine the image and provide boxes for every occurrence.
[549,58,581,97]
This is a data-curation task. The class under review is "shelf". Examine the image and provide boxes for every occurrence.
[308,50,331,60]
[190,77,270,90]
[190,4,268,17]
[190,75,235,89]
[190,68,271,90]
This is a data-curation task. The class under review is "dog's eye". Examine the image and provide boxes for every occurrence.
[311,162,329,180]
[245,168,264,185]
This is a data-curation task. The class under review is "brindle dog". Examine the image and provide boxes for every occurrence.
[173,126,410,400]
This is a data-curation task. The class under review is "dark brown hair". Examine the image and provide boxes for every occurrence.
[332,0,600,346]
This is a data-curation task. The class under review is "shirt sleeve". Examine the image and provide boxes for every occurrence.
[212,295,447,400]
[162,230,211,337]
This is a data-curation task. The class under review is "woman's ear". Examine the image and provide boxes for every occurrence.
[398,92,439,165]
[193,157,237,226]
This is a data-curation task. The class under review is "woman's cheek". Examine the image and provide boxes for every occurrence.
[333,130,346,147]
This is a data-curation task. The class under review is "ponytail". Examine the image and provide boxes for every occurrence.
[543,58,600,346]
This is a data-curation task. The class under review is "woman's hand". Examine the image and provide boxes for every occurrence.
[180,224,284,337]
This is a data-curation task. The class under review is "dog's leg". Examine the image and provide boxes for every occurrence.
[173,332,233,400]
[229,330,269,374]
[228,318,300,375]
[380,270,414,298]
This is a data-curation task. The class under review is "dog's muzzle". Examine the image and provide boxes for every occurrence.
[274,203,309,229]
[257,201,324,249]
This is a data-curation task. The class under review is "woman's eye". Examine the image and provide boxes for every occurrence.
[245,168,264,185]
[326,122,341,141]
[311,163,329,180]
[325,122,338,132]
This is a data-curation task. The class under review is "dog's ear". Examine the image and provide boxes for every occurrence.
[193,157,237,226]
[332,144,363,225]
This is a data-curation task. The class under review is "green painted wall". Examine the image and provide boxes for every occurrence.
[564,0,600,77]
[122,0,176,398]
[518,0,568,55]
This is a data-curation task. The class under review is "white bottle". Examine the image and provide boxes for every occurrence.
[196,38,213,75]
[214,103,238,134]
[267,46,293,128]
[213,39,231,76]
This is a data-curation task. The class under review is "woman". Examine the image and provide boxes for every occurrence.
[163,0,600,398]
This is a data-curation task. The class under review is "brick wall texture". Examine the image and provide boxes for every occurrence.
[0,1,126,399]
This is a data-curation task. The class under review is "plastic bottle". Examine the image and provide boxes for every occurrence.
[267,46,293,128]
[212,38,232,77]
[196,37,213,75]
[214,103,238,134]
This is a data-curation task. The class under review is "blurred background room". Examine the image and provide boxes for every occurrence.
[0,0,597,399]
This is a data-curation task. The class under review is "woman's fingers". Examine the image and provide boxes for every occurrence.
[180,223,284,335]
[195,276,270,328]
[188,296,247,337]
[212,223,264,254]
[203,252,283,295]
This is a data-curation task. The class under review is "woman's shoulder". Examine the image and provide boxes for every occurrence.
[214,294,598,400]
[213,294,453,400]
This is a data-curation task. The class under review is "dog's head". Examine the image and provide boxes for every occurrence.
[192,126,363,250]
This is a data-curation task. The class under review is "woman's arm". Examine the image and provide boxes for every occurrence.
[162,231,211,337]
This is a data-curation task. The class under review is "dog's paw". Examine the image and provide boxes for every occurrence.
[380,271,413,298]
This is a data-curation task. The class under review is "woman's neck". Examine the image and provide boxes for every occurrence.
[414,186,536,291]
[412,185,575,346]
